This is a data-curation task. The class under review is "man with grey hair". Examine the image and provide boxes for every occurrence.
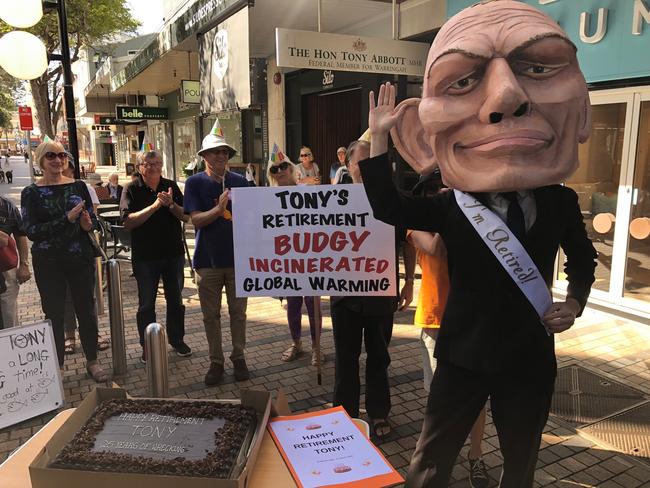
[121,150,191,362]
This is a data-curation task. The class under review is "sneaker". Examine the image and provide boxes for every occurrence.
[205,362,224,386]
[140,350,146,364]
[468,456,490,488]
[173,342,192,357]
[233,358,250,381]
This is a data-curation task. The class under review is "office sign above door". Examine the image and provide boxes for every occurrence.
[276,28,430,77]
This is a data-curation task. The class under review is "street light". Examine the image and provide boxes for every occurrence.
[0,31,48,79]
[0,0,80,178]
[0,0,43,28]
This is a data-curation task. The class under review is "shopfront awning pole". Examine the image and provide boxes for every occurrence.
[317,0,322,33]
[392,0,398,40]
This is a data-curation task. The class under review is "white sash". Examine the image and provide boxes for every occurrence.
[454,190,552,326]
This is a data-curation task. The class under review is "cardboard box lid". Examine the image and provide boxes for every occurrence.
[29,387,272,488]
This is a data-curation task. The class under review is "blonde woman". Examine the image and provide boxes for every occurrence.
[267,158,324,365]
[20,142,108,382]
[295,146,320,185]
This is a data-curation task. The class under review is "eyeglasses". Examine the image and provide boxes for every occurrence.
[269,161,290,174]
[141,161,162,168]
[300,153,311,158]
[44,152,68,160]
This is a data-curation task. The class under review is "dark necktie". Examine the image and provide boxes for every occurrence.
[501,192,526,241]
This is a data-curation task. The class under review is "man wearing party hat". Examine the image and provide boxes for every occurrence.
[183,119,250,385]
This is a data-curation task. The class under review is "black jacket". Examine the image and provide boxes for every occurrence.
[360,153,597,375]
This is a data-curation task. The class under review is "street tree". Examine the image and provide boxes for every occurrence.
[0,0,139,138]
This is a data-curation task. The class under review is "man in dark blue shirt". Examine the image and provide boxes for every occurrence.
[184,120,250,385]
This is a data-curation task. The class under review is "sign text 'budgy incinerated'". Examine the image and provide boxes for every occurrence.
[231,184,396,297]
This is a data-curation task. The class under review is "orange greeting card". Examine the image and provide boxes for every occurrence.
[267,406,404,488]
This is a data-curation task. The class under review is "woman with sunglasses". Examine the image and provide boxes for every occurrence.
[266,158,325,366]
[20,142,108,382]
[295,146,320,185]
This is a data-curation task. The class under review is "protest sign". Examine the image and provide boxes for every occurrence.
[231,184,396,297]
[268,406,403,488]
[0,321,63,429]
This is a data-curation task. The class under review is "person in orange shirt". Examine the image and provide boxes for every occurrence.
[408,169,490,488]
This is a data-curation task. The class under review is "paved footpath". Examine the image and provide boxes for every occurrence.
[1,160,649,487]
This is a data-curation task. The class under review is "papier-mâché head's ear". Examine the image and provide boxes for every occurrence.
[390,98,437,175]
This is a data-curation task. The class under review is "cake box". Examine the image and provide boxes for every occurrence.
[29,387,272,488]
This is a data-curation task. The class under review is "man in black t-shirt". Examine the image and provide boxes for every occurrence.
[121,151,191,362]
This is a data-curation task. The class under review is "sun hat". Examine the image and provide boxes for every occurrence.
[198,119,237,158]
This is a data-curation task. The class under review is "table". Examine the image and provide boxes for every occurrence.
[99,211,121,224]
[0,409,369,488]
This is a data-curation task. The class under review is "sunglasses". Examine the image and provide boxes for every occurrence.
[269,161,290,174]
[45,152,68,160]
[299,153,311,158]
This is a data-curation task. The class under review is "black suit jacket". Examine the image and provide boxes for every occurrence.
[360,153,597,375]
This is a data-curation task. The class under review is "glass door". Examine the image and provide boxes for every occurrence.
[557,91,634,300]
[623,92,650,304]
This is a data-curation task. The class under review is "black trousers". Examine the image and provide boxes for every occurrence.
[405,359,555,488]
[33,254,98,366]
[331,303,393,420]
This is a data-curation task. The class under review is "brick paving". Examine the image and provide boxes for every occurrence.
[1,160,649,487]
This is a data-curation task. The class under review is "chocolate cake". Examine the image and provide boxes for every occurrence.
[50,399,257,478]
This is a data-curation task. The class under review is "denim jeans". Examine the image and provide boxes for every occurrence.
[132,254,185,347]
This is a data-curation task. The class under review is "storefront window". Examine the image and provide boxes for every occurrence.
[558,103,626,293]
[624,101,650,301]
[174,117,198,181]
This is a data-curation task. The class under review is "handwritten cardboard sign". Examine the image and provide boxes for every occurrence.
[268,406,403,488]
[231,184,396,297]
[0,321,64,429]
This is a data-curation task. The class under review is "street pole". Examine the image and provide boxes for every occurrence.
[26,130,34,183]
[45,0,80,179]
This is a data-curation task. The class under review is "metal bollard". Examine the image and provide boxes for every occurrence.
[107,259,127,375]
[94,255,105,316]
[145,323,169,398]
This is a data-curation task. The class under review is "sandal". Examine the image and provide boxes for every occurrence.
[370,419,391,440]
[311,347,325,366]
[97,335,111,351]
[86,361,110,383]
[64,336,76,355]
[281,341,303,362]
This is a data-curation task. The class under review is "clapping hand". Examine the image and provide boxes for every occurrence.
[79,209,93,232]
[67,201,85,222]
[157,187,174,208]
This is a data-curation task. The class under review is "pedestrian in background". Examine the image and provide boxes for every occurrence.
[266,155,324,366]
[330,139,415,440]
[0,195,31,328]
[184,120,250,385]
[295,146,320,185]
[121,150,191,363]
[21,142,107,381]
[329,146,346,184]
[105,172,123,202]
[4,156,12,184]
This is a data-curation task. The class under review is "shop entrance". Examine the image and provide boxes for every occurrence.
[557,87,650,314]
[303,87,362,181]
